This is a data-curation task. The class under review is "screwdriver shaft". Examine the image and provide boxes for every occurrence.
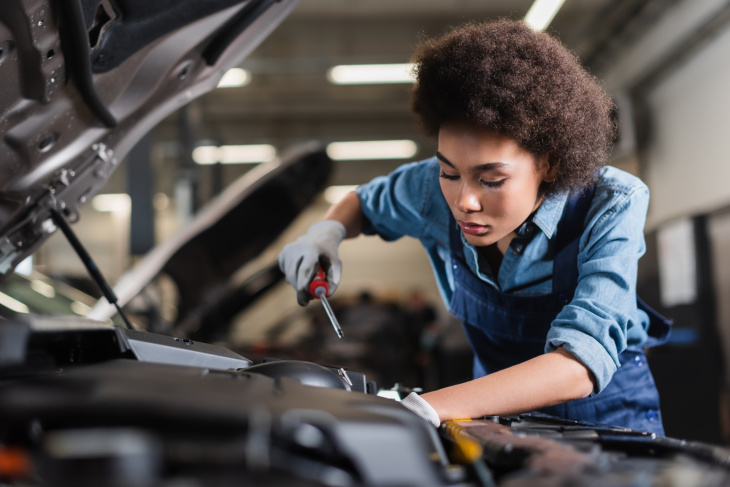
[316,289,344,338]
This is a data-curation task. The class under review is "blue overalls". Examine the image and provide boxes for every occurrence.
[448,187,671,435]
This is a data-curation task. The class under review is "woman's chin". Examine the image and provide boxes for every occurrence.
[462,231,498,247]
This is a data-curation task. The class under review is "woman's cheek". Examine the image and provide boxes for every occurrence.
[487,193,510,218]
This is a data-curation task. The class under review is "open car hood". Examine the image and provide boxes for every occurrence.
[88,144,332,331]
[0,0,301,276]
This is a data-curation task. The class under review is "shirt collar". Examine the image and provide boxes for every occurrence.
[531,191,568,239]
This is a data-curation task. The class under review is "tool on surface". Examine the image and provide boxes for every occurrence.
[309,267,344,338]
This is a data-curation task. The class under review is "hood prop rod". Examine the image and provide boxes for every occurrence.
[49,206,133,330]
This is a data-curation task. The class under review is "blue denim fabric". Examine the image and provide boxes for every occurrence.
[355,157,652,393]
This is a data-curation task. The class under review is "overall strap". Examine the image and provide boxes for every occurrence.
[552,185,597,294]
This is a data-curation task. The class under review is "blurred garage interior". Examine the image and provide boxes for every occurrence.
[11,0,730,446]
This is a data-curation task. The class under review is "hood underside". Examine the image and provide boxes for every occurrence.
[88,143,333,330]
[0,0,300,276]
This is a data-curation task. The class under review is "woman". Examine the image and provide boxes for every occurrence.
[278,20,669,434]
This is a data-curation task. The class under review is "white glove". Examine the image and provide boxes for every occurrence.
[401,392,440,427]
[278,220,346,306]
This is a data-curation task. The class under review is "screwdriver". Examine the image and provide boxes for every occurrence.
[309,267,344,338]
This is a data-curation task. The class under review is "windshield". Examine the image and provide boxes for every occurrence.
[0,271,122,326]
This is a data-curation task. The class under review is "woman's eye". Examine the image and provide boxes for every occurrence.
[481,179,506,188]
[439,171,459,181]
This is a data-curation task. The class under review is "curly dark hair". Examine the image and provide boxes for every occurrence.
[411,20,616,196]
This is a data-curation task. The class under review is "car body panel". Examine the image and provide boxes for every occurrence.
[89,144,332,326]
[0,0,300,277]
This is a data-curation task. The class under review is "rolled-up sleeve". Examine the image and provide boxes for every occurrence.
[355,160,437,241]
[545,183,650,394]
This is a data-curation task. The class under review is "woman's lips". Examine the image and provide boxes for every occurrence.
[458,221,488,236]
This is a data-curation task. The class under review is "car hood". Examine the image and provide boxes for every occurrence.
[0,0,301,276]
[88,143,332,328]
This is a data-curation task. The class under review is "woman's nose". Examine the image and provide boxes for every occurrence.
[455,183,482,212]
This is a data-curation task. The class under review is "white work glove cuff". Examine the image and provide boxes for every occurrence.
[401,392,440,427]
[306,219,346,243]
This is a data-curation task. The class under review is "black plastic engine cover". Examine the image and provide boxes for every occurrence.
[0,359,447,486]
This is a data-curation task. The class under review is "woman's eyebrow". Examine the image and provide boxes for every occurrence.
[472,162,509,172]
[436,151,455,168]
[436,151,508,172]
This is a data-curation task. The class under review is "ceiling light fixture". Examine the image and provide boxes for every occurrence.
[71,300,92,316]
[192,144,276,165]
[0,291,29,313]
[31,280,56,298]
[92,194,131,213]
[524,0,566,31]
[324,185,359,205]
[326,140,418,161]
[217,68,251,88]
[327,63,415,85]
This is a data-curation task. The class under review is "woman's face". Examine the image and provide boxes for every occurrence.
[437,121,554,248]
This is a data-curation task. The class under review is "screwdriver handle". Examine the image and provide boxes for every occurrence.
[308,267,329,299]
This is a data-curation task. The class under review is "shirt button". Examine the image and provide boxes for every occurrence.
[524,224,534,235]
[633,355,644,367]
[453,264,458,270]
[646,409,657,422]
[513,245,523,255]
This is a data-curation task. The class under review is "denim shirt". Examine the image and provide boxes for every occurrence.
[355,157,651,393]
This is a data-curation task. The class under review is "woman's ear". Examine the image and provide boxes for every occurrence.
[537,154,558,183]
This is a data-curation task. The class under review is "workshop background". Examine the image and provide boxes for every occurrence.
[21,0,730,445]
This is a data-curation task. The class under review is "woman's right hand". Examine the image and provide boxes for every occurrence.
[277,220,346,306]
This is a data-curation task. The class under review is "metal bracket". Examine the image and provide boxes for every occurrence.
[92,143,117,180]
[338,368,353,388]
[92,143,113,164]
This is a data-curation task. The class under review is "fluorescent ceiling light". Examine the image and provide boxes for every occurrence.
[92,193,131,213]
[524,0,566,31]
[326,140,418,161]
[31,280,56,298]
[324,185,359,205]
[0,291,29,313]
[217,68,250,88]
[327,63,415,85]
[71,300,92,316]
[192,144,276,165]
[192,146,219,164]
